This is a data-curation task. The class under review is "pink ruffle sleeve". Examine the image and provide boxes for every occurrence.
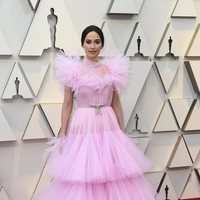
[103,54,129,92]
[54,51,80,91]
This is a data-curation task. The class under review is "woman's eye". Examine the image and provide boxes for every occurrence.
[85,40,91,44]
[95,41,101,44]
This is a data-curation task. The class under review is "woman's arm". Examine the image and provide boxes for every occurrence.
[111,90,124,131]
[60,86,73,137]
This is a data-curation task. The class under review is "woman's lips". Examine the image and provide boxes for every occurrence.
[89,51,96,54]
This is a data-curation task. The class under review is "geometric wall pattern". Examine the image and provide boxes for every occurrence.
[169,98,193,129]
[0,30,12,55]
[0,108,16,142]
[100,22,118,56]
[39,103,62,137]
[171,0,197,18]
[184,99,200,131]
[0,0,200,199]
[1,62,34,99]
[155,22,187,57]
[183,134,200,163]
[20,0,80,56]
[185,61,200,94]
[167,136,193,168]
[21,62,49,97]
[153,100,179,132]
[154,59,179,93]
[158,173,178,199]
[107,0,144,15]
[27,0,40,11]
[122,60,152,126]
[22,105,53,140]
[125,22,151,57]
[181,170,200,198]
[0,186,10,200]
[185,24,200,57]
[167,168,193,198]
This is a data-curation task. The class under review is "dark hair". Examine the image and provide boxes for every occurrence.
[81,25,104,47]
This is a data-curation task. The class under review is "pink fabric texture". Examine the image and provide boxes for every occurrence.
[54,51,128,94]
[34,52,159,200]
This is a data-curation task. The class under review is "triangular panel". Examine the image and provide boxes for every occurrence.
[39,103,62,137]
[107,0,143,15]
[185,61,200,94]
[155,23,178,57]
[168,168,191,198]
[0,187,10,200]
[155,59,179,93]
[17,141,49,199]
[128,113,151,135]
[154,100,178,132]
[21,62,49,96]
[185,24,200,57]
[155,22,193,57]
[195,152,200,168]
[168,62,194,98]
[168,137,193,168]
[126,67,166,133]
[145,172,164,193]
[20,0,80,56]
[158,174,178,200]
[181,170,200,199]
[169,98,193,129]
[171,0,197,18]
[16,141,49,199]
[0,109,16,142]
[23,105,53,140]
[196,168,200,180]
[183,134,200,163]
[184,100,200,131]
[145,132,178,171]
[1,63,33,99]
[32,163,51,198]
[121,61,152,126]
[106,20,136,54]
[126,22,150,57]
[0,30,12,55]
[133,0,144,13]
[100,22,118,56]
[133,137,150,153]
[27,0,40,11]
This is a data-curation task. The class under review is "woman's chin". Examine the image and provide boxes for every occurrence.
[87,55,99,60]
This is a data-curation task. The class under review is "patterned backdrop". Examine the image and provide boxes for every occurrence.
[0,0,200,199]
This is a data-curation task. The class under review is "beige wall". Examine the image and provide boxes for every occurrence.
[0,0,200,199]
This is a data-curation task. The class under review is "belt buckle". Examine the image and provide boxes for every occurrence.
[90,103,104,114]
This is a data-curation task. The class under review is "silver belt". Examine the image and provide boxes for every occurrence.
[90,103,105,114]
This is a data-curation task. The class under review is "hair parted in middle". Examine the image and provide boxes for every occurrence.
[81,25,104,47]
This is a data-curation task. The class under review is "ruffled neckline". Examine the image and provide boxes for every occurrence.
[55,53,129,93]
[83,58,102,68]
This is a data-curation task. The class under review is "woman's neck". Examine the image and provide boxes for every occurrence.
[84,57,101,68]
[85,56,99,63]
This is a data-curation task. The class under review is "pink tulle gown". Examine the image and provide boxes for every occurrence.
[34,52,159,200]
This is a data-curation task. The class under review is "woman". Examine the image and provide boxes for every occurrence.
[35,25,159,200]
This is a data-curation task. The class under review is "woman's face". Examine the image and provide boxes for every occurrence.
[82,31,103,61]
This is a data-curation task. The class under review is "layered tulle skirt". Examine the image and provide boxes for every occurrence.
[34,107,159,200]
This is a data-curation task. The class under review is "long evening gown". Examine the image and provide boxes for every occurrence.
[35,52,159,200]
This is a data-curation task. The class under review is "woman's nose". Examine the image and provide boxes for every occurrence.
[91,42,95,48]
